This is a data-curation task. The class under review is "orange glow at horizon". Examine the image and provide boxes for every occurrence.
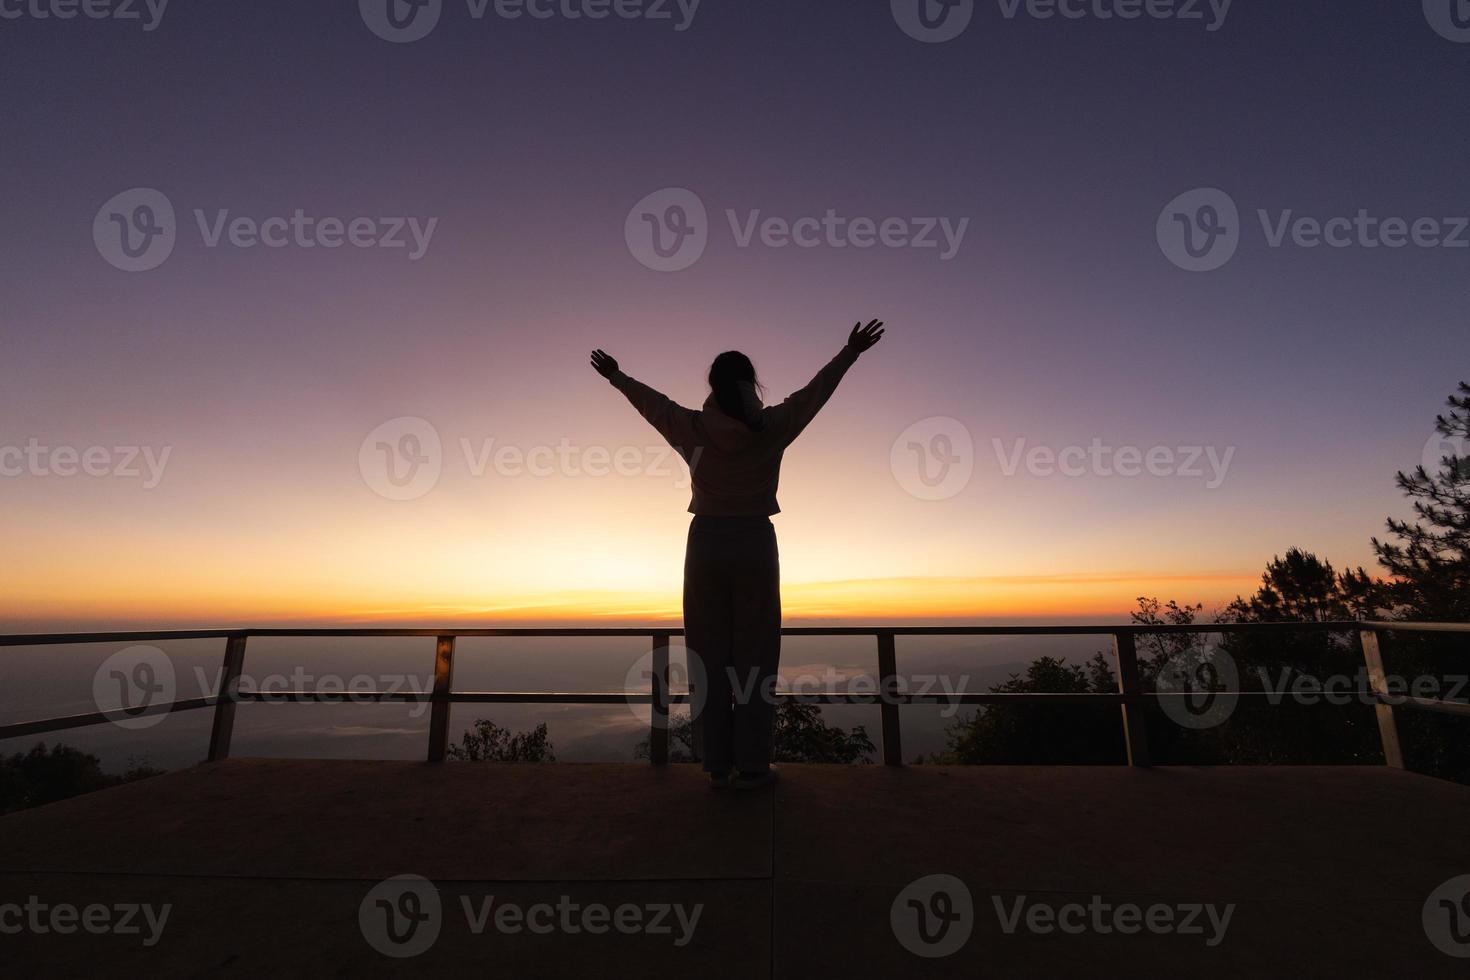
[3,561,1266,629]
[1,317,1397,633]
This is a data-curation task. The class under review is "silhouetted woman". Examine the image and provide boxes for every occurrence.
[591,320,885,789]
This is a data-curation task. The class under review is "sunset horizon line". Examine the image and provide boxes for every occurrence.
[2,570,1284,633]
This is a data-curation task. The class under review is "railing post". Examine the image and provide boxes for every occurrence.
[1112,632,1152,767]
[206,634,248,763]
[1359,629,1405,769]
[427,635,456,763]
[649,634,669,766]
[876,632,903,766]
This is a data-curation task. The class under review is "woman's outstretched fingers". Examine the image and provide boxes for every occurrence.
[590,349,620,378]
[848,319,885,353]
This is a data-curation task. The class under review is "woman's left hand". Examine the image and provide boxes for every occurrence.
[590,349,620,379]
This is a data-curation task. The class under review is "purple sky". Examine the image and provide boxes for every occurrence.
[3,1,1467,627]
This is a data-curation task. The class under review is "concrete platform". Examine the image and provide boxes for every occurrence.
[2,760,1468,977]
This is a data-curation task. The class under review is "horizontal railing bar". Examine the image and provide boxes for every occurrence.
[238,623,1368,637]
[232,691,650,704]
[1,622,1413,647]
[244,628,687,638]
[453,693,651,704]
[210,689,1378,705]
[1389,695,1470,718]
[0,697,218,740]
[233,691,428,702]
[1361,622,1470,634]
[0,630,244,647]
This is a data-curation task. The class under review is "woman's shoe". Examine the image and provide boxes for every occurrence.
[731,767,778,791]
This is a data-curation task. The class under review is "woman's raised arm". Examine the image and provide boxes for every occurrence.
[591,349,699,453]
[766,320,885,445]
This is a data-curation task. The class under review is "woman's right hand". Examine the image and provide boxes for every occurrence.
[846,319,885,354]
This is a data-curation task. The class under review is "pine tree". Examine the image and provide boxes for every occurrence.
[1373,382,1470,621]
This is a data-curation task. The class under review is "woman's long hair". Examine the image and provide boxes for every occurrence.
[708,351,763,430]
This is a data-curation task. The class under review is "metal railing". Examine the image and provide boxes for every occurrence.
[1,622,1466,767]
